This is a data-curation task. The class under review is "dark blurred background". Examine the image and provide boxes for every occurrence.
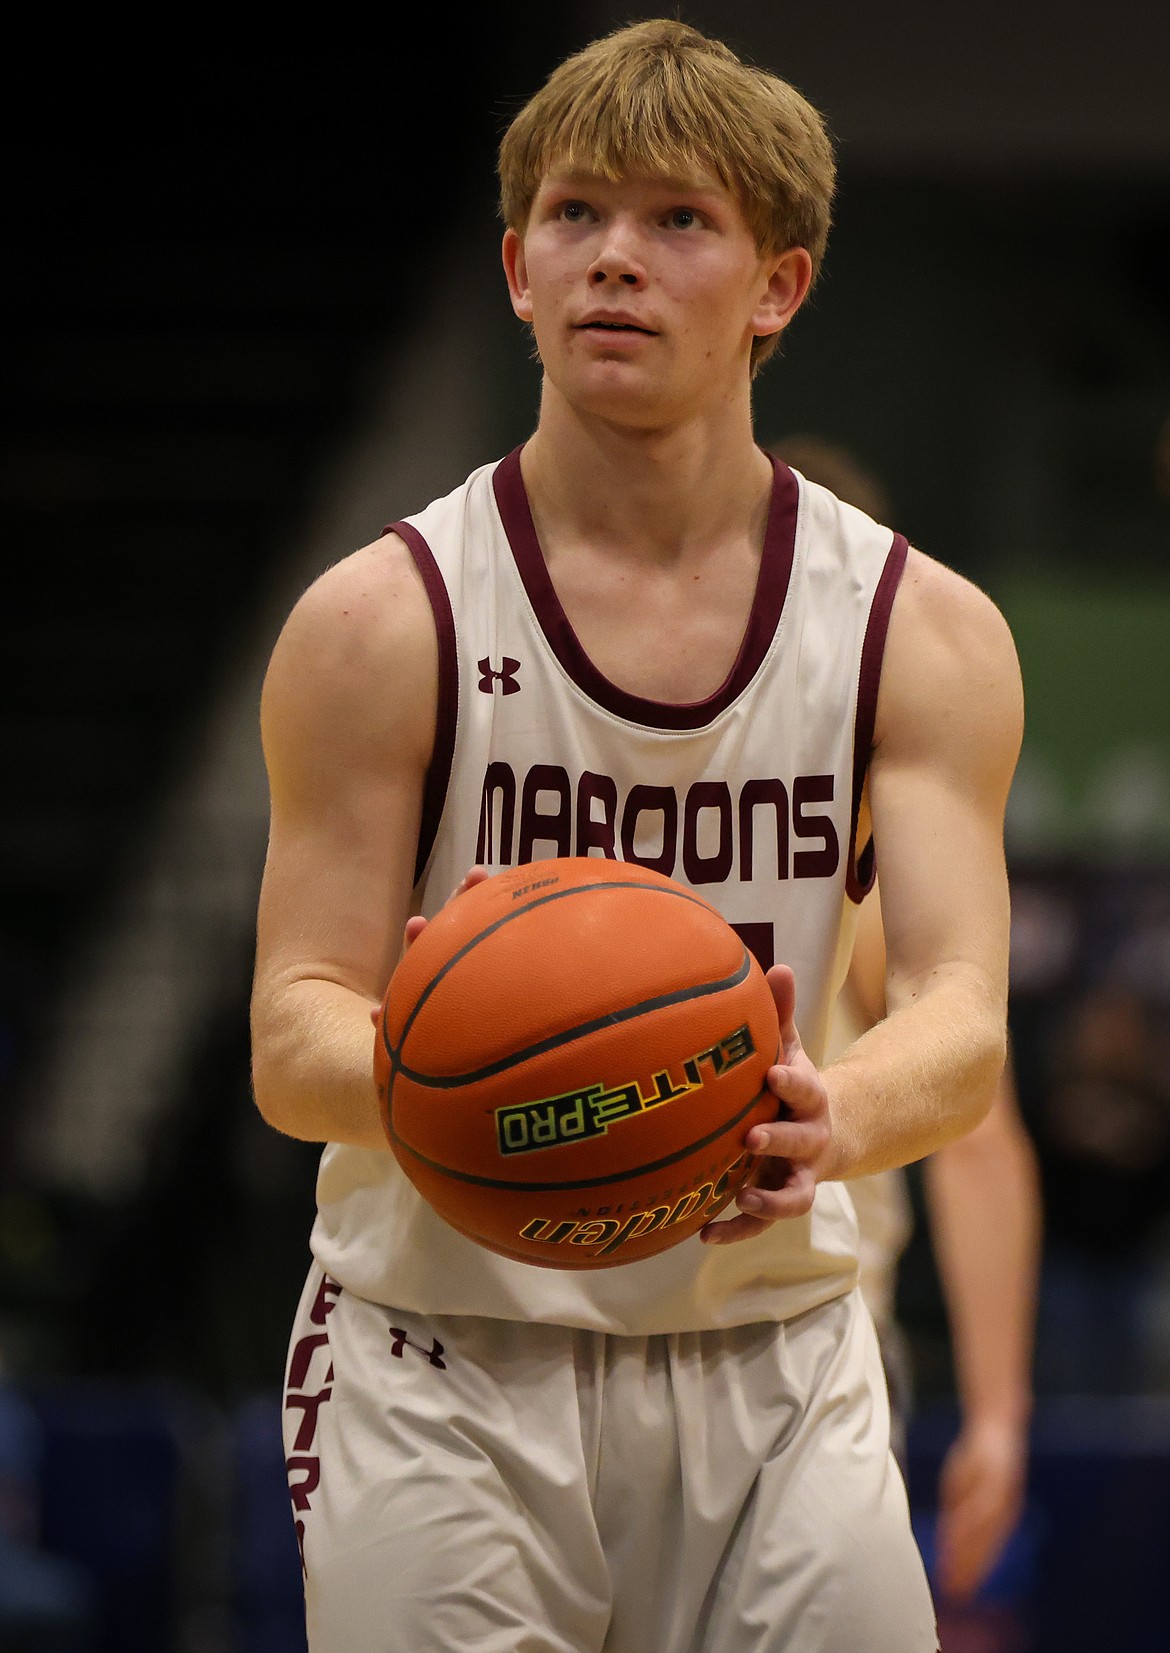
[2,4,1169,1649]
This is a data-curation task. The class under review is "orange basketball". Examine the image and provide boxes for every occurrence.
[374,859,780,1269]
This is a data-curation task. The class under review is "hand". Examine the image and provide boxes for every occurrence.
[403,864,490,948]
[700,964,832,1244]
[934,1416,1028,1602]
[370,866,491,1025]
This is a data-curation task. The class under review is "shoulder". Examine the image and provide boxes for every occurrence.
[265,531,438,692]
[261,532,439,788]
[877,548,1023,764]
[891,548,1018,660]
[267,531,435,673]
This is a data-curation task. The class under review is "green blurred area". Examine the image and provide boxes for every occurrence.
[998,578,1170,856]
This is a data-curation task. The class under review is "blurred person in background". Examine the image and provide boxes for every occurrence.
[1154,411,1170,505]
[1030,975,1170,1394]
[773,435,1043,1605]
[0,1378,94,1649]
[1007,853,1170,1397]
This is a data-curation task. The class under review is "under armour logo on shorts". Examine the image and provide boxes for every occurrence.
[478,656,522,695]
[388,1326,447,1369]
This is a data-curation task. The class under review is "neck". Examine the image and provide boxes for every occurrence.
[520,384,774,563]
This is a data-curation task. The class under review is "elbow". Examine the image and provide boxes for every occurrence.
[250,1052,286,1135]
[249,998,304,1139]
[962,1020,1009,1132]
[250,1049,326,1144]
[980,1017,1009,1089]
[250,1042,295,1138]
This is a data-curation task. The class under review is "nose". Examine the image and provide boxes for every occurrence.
[587,218,646,288]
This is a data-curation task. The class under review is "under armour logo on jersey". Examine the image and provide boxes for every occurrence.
[478,656,522,695]
[388,1326,447,1369]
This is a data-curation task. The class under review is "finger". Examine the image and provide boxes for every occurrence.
[736,1163,817,1221]
[700,1164,817,1241]
[700,1210,775,1245]
[402,915,428,954]
[746,1119,824,1162]
[763,1062,826,1120]
[765,962,797,1041]
[700,1194,813,1244]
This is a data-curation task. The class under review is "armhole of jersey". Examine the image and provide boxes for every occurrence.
[846,533,909,904]
[385,519,459,887]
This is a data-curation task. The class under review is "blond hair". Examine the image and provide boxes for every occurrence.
[497,18,836,369]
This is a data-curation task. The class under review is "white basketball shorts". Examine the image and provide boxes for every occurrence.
[283,1263,937,1652]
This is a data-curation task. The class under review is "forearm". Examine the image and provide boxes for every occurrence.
[924,1116,1041,1428]
[251,977,388,1151]
[821,967,1006,1182]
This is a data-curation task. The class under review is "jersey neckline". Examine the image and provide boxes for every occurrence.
[491,445,800,731]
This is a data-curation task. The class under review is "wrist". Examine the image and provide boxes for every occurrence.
[815,1073,851,1183]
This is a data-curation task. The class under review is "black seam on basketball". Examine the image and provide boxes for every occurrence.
[393,951,752,1087]
[394,879,729,1056]
[388,1081,772,1191]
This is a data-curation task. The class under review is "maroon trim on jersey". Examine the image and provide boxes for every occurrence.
[846,533,910,904]
[491,445,799,731]
[386,519,458,886]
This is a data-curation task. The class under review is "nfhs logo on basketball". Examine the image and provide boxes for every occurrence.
[373,858,781,1268]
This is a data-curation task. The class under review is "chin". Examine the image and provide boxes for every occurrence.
[551,365,681,428]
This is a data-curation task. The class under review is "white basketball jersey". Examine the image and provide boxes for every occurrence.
[310,447,909,1334]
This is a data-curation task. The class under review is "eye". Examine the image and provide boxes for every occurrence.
[668,207,698,229]
[559,200,591,223]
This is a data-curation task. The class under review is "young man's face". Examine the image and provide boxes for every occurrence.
[503,166,802,430]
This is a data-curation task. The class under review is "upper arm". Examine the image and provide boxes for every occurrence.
[867,550,1023,1020]
[253,534,439,1017]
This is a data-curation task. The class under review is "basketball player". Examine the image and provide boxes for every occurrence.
[250,20,1023,1652]
[776,436,1042,1604]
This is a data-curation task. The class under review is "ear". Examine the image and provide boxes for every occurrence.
[502,228,534,323]
[751,247,814,343]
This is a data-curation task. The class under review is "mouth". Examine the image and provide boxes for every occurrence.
[575,319,658,337]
